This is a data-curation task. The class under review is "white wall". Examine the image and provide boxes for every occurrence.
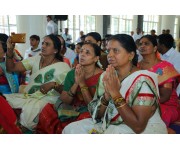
[16,15,47,56]
[160,15,176,35]
[95,15,103,38]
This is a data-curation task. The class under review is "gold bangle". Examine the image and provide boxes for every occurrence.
[114,97,125,106]
[112,95,121,101]
[81,86,88,92]
[116,103,127,109]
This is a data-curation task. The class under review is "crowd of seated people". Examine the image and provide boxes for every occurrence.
[0,30,180,134]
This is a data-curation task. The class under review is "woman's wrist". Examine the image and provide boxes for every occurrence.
[74,82,79,87]
[113,96,126,108]
[68,88,75,97]
[6,55,14,59]
[110,92,122,100]
[53,82,59,90]
[101,94,110,107]
[6,50,14,56]
[79,83,86,88]
[104,92,111,101]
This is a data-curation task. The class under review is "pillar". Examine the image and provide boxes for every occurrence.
[161,15,175,35]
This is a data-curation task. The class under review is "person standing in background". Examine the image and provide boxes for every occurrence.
[46,15,58,35]
[150,29,158,39]
[76,31,84,43]
[62,28,72,47]
[132,28,142,42]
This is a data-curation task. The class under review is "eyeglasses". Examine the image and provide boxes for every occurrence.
[42,41,52,47]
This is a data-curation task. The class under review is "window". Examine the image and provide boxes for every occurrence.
[0,15,17,35]
[111,15,133,35]
[63,15,96,43]
[174,17,178,39]
[143,15,159,35]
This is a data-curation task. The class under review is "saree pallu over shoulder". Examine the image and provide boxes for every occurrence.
[58,71,103,121]
[25,62,71,96]
[4,61,71,130]
[88,70,160,132]
[149,61,180,127]
[36,71,103,133]
[149,61,180,86]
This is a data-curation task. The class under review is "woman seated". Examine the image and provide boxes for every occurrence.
[62,34,167,134]
[36,42,103,133]
[138,35,180,127]
[4,34,71,131]
[0,35,19,94]
[0,93,21,134]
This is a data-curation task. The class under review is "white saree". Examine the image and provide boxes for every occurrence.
[63,70,167,134]
[5,55,71,130]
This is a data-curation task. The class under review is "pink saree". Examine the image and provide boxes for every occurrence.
[148,60,180,127]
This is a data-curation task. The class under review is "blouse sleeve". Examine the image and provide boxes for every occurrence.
[21,56,37,71]
[132,79,158,106]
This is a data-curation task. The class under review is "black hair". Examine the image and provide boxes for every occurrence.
[46,15,52,19]
[82,42,101,68]
[85,32,102,43]
[158,34,174,49]
[109,34,138,66]
[80,35,86,39]
[0,92,6,100]
[0,33,8,53]
[151,29,156,33]
[30,35,40,41]
[44,34,63,61]
[104,34,113,40]
[57,35,66,49]
[76,42,84,47]
[140,35,157,47]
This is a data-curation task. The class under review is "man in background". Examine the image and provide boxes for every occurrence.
[76,31,84,43]
[132,27,142,42]
[62,28,72,47]
[46,15,58,35]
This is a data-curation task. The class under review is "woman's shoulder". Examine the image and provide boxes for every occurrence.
[130,70,158,82]
[55,61,71,69]
[160,60,173,67]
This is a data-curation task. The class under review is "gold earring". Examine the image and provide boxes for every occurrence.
[129,58,132,61]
